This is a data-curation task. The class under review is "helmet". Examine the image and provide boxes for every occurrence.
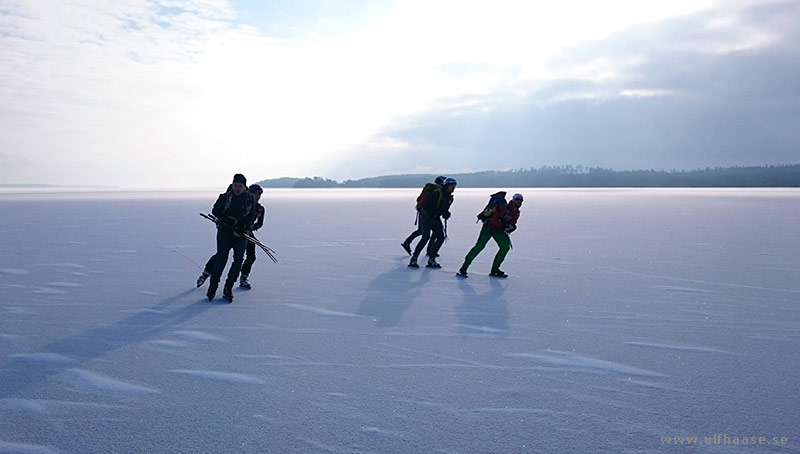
[512,193,524,202]
[444,177,457,185]
[434,175,447,185]
[249,184,263,194]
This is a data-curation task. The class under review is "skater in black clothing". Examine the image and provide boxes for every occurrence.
[204,174,256,302]
[197,183,265,290]
[401,175,446,256]
[238,184,265,289]
[409,177,457,269]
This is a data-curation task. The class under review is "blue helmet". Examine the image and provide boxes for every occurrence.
[434,175,447,185]
[444,177,457,186]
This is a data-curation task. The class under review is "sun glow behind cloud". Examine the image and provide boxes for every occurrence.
[0,0,793,187]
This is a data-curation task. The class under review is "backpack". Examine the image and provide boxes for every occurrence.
[415,183,439,211]
[477,191,507,223]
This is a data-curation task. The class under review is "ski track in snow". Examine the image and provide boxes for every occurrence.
[31,288,67,295]
[10,353,75,365]
[37,263,85,269]
[624,341,732,354]
[168,369,265,385]
[3,307,37,315]
[0,268,28,275]
[172,330,226,342]
[148,339,190,348]
[0,441,62,454]
[67,369,160,395]
[0,398,124,415]
[43,282,83,288]
[506,351,665,377]
[283,303,360,318]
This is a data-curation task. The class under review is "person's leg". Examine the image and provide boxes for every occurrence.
[491,232,512,272]
[411,218,432,264]
[208,231,233,298]
[402,221,423,254]
[461,227,492,270]
[240,241,256,277]
[225,236,247,291]
[427,218,445,261]
[197,253,216,287]
[203,254,216,275]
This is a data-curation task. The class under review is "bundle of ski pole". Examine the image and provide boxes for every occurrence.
[200,213,278,263]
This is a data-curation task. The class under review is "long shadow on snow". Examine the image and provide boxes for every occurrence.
[454,277,510,337]
[356,259,433,327]
[0,289,218,399]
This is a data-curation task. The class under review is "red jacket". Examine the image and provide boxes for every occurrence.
[487,196,520,232]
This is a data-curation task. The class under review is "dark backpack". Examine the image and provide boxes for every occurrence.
[477,191,507,223]
[415,183,439,211]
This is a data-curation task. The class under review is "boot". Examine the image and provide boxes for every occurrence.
[206,282,218,301]
[239,274,251,289]
[400,242,412,256]
[426,257,441,268]
[490,269,508,278]
[222,286,234,303]
[408,257,419,268]
[456,266,468,278]
[196,272,210,288]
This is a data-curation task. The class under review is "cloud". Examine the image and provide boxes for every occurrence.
[1,0,797,186]
[324,0,800,178]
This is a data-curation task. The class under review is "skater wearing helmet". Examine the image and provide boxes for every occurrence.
[238,183,265,289]
[409,177,457,269]
[457,192,523,278]
[401,175,447,256]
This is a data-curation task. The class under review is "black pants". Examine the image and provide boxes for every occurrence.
[240,240,257,277]
[412,216,444,259]
[209,229,246,290]
[205,239,256,277]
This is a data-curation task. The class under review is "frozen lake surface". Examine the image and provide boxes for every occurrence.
[1,188,798,453]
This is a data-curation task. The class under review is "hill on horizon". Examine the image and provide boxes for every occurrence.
[255,164,800,188]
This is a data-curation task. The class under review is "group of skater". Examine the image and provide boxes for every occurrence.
[198,173,523,302]
[196,173,265,302]
[400,175,523,278]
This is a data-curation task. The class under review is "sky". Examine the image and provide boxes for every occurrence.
[1,0,799,188]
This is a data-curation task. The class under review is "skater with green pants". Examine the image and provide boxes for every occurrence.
[457,192,523,278]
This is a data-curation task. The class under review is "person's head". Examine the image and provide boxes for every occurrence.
[232,173,247,196]
[443,177,457,193]
[249,183,263,202]
[512,193,524,207]
[434,175,447,186]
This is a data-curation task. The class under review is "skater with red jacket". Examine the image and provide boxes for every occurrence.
[457,192,523,278]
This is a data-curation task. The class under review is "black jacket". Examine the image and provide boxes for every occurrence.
[420,188,452,220]
[211,188,256,231]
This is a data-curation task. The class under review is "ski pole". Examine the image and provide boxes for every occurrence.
[200,213,278,262]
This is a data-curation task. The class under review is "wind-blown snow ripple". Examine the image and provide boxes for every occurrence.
[168,369,265,385]
[67,369,160,395]
[506,351,665,377]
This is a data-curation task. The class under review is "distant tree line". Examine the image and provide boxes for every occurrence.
[256,164,800,188]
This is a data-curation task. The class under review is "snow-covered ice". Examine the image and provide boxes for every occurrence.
[1,188,798,453]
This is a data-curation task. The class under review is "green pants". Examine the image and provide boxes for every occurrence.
[461,226,511,270]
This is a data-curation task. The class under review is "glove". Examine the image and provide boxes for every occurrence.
[504,224,517,234]
[443,212,451,220]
